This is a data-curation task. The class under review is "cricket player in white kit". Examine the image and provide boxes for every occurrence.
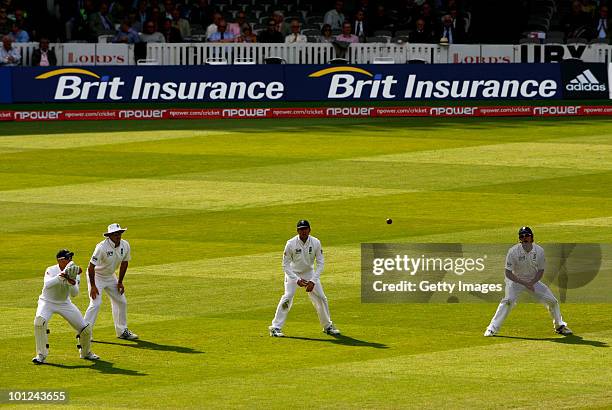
[484,227,573,337]
[32,249,99,364]
[84,223,138,340]
[269,220,340,337]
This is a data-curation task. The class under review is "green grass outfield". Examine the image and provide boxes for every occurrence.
[0,116,611,409]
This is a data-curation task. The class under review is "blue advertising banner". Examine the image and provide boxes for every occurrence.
[0,68,12,103]
[288,63,563,101]
[11,66,286,103]
[6,63,576,103]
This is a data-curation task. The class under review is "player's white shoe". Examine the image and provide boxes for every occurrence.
[555,325,573,336]
[269,327,284,337]
[118,329,139,340]
[323,324,341,335]
[31,354,46,365]
[484,328,496,337]
[80,351,100,360]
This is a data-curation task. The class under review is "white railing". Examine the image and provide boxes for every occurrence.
[146,42,335,65]
[11,42,612,66]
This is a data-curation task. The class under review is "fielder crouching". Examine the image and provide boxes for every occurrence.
[269,220,340,337]
[484,226,573,337]
[32,249,99,364]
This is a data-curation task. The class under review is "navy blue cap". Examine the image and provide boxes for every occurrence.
[518,226,533,236]
[297,220,310,229]
[56,249,74,259]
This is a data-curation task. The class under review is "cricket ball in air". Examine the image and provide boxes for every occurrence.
[386,218,392,224]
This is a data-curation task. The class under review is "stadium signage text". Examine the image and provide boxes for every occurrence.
[53,75,284,101]
[5,62,611,103]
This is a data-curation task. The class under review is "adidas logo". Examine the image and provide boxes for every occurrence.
[566,69,607,92]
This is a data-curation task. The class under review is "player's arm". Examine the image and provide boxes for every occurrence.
[505,269,534,290]
[282,242,303,285]
[69,272,81,297]
[88,262,99,299]
[307,241,324,292]
[527,269,544,286]
[43,270,63,288]
[117,261,128,294]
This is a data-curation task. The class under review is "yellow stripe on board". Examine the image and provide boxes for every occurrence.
[35,68,101,80]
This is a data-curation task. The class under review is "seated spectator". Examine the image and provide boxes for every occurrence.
[449,7,467,40]
[335,22,359,43]
[113,20,140,43]
[370,5,391,33]
[257,18,283,43]
[592,5,610,41]
[228,11,246,37]
[285,19,306,43]
[89,2,115,38]
[563,1,592,39]
[438,14,463,44]
[8,22,29,42]
[127,11,142,33]
[189,0,213,28]
[136,0,149,28]
[140,20,165,42]
[12,9,31,36]
[0,7,11,35]
[324,0,345,30]
[207,19,234,42]
[162,0,174,21]
[320,23,335,42]
[353,9,368,39]
[0,35,20,66]
[32,37,57,66]
[171,8,190,38]
[236,24,257,43]
[161,17,182,42]
[409,18,434,43]
[150,6,162,29]
[108,0,127,23]
[205,12,222,39]
[273,11,290,37]
[415,2,436,35]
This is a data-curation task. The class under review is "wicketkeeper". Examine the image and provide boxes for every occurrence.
[32,249,99,364]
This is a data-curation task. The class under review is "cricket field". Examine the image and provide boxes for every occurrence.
[1,116,611,409]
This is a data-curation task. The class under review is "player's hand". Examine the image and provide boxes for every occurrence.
[90,285,99,299]
[59,272,76,285]
[306,281,315,292]
[117,282,125,295]
[525,283,535,291]
[297,279,308,287]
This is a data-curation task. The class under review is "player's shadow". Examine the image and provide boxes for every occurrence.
[45,359,146,376]
[284,334,389,349]
[94,339,204,354]
[494,334,608,348]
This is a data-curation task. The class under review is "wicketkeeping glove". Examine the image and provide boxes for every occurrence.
[306,281,315,292]
[64,263,80,281]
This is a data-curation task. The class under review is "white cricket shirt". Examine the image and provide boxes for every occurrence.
[90,238,131,277]
[39,264,80,303]
[282,234,324,281]
[505,243,546,281]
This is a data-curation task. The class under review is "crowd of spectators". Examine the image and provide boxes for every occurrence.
[0,0,478,46]
[0,0,609,64]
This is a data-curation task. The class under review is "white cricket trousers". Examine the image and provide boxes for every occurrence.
[36,299,88,331]
[34,299,88,356]
[272,274,332,330]
[487,280,567,333]
[84,274,128,337]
